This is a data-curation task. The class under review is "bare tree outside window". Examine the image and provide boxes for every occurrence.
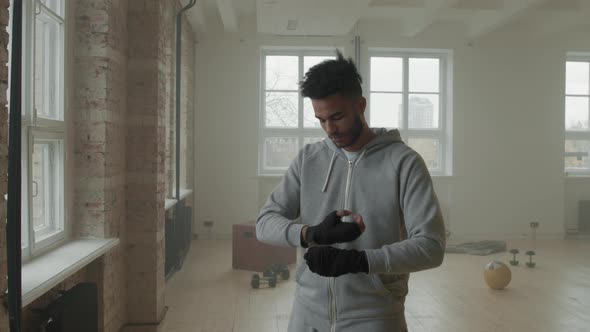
[259,52,333,175]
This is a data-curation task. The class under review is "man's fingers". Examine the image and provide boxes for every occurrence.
[354,214,366,233]
[336,210,352,217]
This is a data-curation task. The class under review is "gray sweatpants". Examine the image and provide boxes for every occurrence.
[287,298,408,332]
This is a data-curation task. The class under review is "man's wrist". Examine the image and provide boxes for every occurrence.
[300,226,309,248]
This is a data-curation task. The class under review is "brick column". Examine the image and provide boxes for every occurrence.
[126,0,167,329]
[74,0,128,331]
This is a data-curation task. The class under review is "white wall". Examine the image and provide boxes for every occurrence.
[193,18,590,240]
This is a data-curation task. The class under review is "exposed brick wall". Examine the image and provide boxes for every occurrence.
[74,0,127,241]
[72,0,128,331]
[126,0,166,327]
[0,0,9,329]
[126,2,196,330]
[163,1,175,199]
[1,0,195,331]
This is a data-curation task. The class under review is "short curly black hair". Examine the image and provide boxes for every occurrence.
[300,50,363,99]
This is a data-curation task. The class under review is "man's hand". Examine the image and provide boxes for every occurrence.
[304,210,365,246]
[304,246,369,277]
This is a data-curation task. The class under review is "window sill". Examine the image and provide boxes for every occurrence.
[22,237,119,307]
[165,189,194,211]
[564,173,590,178]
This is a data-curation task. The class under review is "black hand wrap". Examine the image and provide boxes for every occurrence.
[305,211,362,246]
[304,246,369,277]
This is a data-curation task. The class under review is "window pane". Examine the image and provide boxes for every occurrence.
[408,138,441,170]
[370,93,402,128]
[304,136,325,146]
[370,57,402,92]
[565,96,589,130]
[21,157,29,249]
[32,140,61,235]
[264,137,298,169]
[265,56,299,91]
[304,56,335,74]
[409,58,439,93]
[39,0,63,17]
[565,140,590,169]
[265,92,298,127]
[566,61,589,95]
[303,98,320,128]
[409,94,439,129]
[35,12,62,120]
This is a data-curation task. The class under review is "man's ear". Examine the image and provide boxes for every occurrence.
[358,96,367,113]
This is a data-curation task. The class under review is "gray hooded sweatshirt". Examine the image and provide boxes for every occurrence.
[256,128,446,331]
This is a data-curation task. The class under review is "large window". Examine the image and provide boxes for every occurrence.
[565,54,590,174]
[368,49,452,175]
[15,0,67,260]
[258,49,336,175]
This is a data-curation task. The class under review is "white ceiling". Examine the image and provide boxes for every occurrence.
[185,0,590,39]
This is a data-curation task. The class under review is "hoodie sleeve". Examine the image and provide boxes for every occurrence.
[256,150,306,248]
[365,151,446,274]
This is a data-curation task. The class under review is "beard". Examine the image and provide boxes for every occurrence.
[331,114,364,149]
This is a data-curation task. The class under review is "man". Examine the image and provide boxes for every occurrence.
[256,50,446,332]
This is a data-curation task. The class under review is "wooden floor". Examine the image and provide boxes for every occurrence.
[162,238,590,332]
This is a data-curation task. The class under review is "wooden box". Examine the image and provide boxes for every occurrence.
[232,222,296,271]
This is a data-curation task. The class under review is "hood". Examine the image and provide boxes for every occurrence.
[324,128,402,155]
[321,128,403,192]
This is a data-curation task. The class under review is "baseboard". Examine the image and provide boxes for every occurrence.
[447,232,566,243]
[565,232,590,240]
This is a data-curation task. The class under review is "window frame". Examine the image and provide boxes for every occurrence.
[367,48,453,176]
[19,0,68,262]
[28,129,66,252]
[564,53,590,176]
[258,47,341,176]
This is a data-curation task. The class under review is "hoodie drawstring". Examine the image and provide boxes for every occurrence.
[322,150,337,192]
[356,149,368,166]
[321,149,368,192]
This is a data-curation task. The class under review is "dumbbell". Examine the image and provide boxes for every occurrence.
[274,264,290,280]
[263,264,290,280]
[525,250,536,268]
[250,273,277,289]
[509,249,519,266]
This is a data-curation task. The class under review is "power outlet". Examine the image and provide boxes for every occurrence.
[529,222,540,240]
[203,220,214,240]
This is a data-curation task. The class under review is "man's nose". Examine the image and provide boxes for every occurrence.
[325,121,337,135]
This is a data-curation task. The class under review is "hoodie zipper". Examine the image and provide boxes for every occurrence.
[343,160,354,221]
[329,277,336,332]
[330,152,365,331]
[330,159,354,332]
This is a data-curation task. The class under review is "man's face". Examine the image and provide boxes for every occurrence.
[312,95,365,149]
